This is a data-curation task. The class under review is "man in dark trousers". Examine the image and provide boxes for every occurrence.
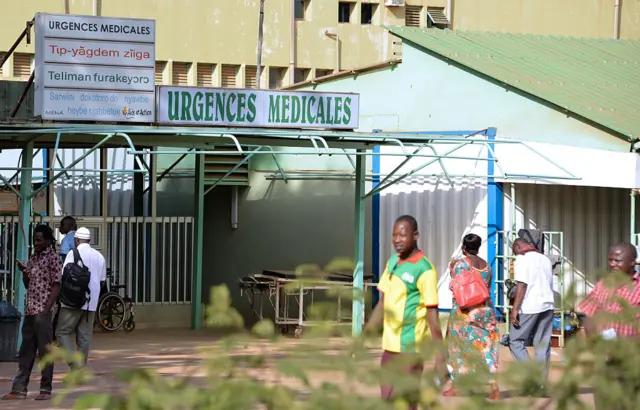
[2,225,62,401]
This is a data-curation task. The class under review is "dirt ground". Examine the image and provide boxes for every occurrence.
[0,329,596,409]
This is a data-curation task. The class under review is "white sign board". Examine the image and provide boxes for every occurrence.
[157,86,360,129]
[34,13,156,123]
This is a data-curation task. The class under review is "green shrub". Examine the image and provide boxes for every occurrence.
[42,269,640,410]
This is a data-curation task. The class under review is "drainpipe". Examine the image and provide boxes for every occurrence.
[324,30,340,73]
[446,0,454,28]
[614,0,621,39]
[289,0,295,85]
[63,0,69,14]
[256,0,265,89]
[92,0,98,16]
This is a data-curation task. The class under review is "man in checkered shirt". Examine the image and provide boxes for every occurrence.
[578,242,639,410]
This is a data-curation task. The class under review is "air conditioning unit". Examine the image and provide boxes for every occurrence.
[385,0,406,6]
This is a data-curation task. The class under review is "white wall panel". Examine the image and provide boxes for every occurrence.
[494,141,640,188]
[504,184,638,302]
[380,177,488,309]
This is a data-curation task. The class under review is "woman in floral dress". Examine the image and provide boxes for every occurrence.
[443,233,500,399]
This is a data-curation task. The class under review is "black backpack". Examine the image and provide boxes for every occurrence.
[59,249,91,309]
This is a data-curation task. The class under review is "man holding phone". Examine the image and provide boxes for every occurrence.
[2,225,62,401]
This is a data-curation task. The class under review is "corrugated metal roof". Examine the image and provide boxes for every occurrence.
[384,26,640,140]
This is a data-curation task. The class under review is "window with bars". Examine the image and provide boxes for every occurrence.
[172,61,190,85]
[269,67,286,89]
[155,61,166,84]
[405,5,422,27]
[221,65,238,88]
[197,63,215,86]
[245,66,260,88]
[13,53,32,80]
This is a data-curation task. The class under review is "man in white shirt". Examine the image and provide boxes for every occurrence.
[55,227,106,368]
[508,238,555,380]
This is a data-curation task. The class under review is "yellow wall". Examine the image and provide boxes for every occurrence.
[1,0,639,87]
[0,0,408,87]
[451,0,640,39]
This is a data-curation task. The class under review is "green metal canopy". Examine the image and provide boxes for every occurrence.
[384,26,640,141]
[0,123,579,339]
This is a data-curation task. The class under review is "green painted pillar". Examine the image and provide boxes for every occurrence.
[352,149,366,337]
[14,142,33,349]
[191,151,204,330]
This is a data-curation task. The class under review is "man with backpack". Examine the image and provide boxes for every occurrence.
[53,216,77,342]
[55,227,106,368]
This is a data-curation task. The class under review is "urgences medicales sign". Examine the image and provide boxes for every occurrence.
[34,13,156,123]
[157,87,360,129]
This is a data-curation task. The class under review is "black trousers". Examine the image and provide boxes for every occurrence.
[11,313,55,394]
[52,301,61,342]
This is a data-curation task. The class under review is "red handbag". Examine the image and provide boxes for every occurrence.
[450,258,490,309]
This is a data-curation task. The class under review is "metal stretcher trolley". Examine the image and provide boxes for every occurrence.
[239,269,374,338]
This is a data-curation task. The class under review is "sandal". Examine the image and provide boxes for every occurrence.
[1,392,27,400]
[35,392,52,401]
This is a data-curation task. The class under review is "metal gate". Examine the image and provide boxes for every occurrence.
[0,216,193,306]
[494,230,567,347]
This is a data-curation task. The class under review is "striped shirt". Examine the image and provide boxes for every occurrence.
[578,273,640,338]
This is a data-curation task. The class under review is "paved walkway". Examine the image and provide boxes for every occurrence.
[0,330,596,409]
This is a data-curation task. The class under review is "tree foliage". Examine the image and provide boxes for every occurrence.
[42,267,640,410]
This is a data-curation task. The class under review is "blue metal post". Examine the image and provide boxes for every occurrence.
[485,128,504,313]
[15,142,33,349]
[371,146,381,308]
[352,149,366,336]
[191,151,204,330]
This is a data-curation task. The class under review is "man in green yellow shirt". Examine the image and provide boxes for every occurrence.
[365,215,444,409]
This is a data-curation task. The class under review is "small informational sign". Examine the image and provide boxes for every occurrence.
[157,87,360,129]
[34,13,156,123]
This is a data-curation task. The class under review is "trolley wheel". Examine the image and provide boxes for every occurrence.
[97,293,126,332]
[294,326,302,339]
[123,319,136,333]
[278,325,289,335]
